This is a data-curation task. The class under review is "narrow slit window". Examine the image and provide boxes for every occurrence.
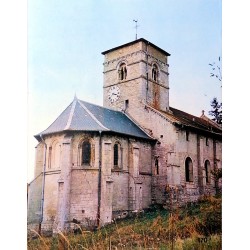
[125,99,129,110]
[205,160,211,184]
[155,158,159,175]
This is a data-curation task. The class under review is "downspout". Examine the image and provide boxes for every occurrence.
[146,42,149,103]
[97,131,102,227]
[197,134,203,194]
[39,134,47,234]
[213,139,218,194]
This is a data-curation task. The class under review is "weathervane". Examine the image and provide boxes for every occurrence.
[133,19,138,40]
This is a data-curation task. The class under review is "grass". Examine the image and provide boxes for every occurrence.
[28,195,222,249]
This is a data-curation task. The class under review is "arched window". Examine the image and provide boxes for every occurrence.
[113,142,122,169]
[48,146,52,169]
[114,144,119,167]
[118,63,127,80]
[205,160,211,184]
[82,141,91,165]
[185,157,193,182]
[53,142,61,169]
[48,142,61,169]
[152,64,159,82]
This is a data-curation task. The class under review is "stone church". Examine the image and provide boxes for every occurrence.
[27,38,222,234]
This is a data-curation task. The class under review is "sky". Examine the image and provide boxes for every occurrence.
[28,0,222,182]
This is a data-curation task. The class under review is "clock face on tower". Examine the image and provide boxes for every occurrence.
[108,85,120,103]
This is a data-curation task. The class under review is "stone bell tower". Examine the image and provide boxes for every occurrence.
[102,38,171,114]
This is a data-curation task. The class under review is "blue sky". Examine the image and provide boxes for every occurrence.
[28,0,222,181]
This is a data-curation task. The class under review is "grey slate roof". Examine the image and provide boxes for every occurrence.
[35,97,153,141]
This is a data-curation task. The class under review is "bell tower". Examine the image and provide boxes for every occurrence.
[102,38,171,113]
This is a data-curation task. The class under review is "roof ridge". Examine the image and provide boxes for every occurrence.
[79,99,121,113]
[64,97,77,130]
[77,100,109,131]
[170,106,200,119]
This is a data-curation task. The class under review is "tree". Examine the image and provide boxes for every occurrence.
[209,57,222,87]
[211,168,222,180]
[208,57,222,124]
[209,97,222,125]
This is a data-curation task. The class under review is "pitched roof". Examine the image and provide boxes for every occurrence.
[145,104,222,136]
[34,97,153,141]
[101,38,171,56]
[170,107,221,133]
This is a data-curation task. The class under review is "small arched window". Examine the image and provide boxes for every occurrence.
[114,144,119,166]
[185,157,193,182]
[48,142,61,169]
[82,141,91,165]
[118,63,127,80]
[152,64,159,82]
[205,160,211,184]
[48,146,52,169]
[53,142,61,169]
[113,142,122,169]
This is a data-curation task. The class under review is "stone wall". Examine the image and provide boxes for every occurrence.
[103,39,170,113]
[27,174,42,225]
[28,131,154,233]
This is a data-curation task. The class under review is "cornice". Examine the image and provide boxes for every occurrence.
[103,50,168,67]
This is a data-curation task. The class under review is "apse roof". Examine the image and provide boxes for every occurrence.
[34,97,153,141]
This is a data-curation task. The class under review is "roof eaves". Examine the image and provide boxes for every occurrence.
[104,130,156,141]
[34,128,108,141]
[174,123,222,137]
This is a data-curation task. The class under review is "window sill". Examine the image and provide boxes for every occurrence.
[45,169,61,174]
[111,169,128,173]
[185,181,194,184]
[73,165,98,170]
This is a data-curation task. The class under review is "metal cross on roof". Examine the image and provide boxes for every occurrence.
[133,19,138,40]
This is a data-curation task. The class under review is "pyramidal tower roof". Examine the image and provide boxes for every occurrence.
[35,96,153,141]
